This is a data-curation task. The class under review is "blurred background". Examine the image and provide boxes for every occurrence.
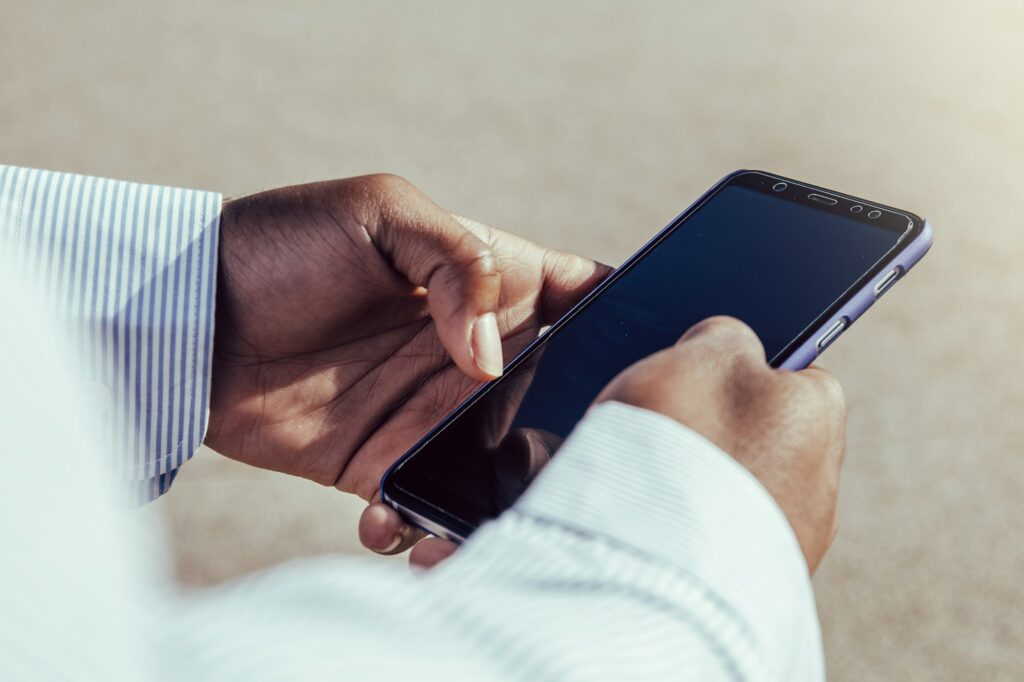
[2,0,1021,678]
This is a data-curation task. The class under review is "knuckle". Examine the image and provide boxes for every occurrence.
[684,316,765,358]
[464,247,498,280]
[455,230,497,274]
[789,372,822,402]
[350,475,378,505]
[786,369,847,425]
[364,172,414,200]
[434,239,496,293]
[765,373,814,418]
[812,370,847,413]
[599,355,666,407]
[689,315,744,337]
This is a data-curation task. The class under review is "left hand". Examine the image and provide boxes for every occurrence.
[204,174,609,558]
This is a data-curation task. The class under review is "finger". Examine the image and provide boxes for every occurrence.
[810,517,841,576]
[452,214,612,327]
[828,517,840,548]
[358,503,425,555]
[677,316,767,364]
[799,365,847,411]
[538,250,613,325]
[367,177,504,381]
[409,536,459,569]
[799,365,849,475]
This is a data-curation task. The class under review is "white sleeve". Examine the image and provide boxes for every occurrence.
[163,403,824,682]
[0,164,221,501]
[0,165,822,681]
[0,265,164,681]
[418,401,825,681]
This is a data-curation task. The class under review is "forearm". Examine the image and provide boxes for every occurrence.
[0,164,221,500]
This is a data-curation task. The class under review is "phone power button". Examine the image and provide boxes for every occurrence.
[815,317,848,353]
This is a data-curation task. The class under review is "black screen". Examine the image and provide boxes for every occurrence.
[388,173,908,533]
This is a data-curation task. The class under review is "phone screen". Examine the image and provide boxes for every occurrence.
[386,172,912,534]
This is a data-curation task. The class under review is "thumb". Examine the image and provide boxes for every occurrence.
[451,214,612,326]
[367,176,504,381]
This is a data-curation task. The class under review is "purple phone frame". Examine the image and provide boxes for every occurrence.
[381,170,933,541]
[779,217,933,370]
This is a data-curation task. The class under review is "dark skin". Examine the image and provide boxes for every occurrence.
[205,176,846,570]
[409,317,848,572]
[595,316,846,573]
[205,174,611,555]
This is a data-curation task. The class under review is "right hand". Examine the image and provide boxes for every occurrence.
[406,315,847,572]
[596,316,847,573]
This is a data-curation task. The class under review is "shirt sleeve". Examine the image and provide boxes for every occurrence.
[159,402,824,681]
[420,401,826,681]
[0,164,824,680]
[0,164,221,501]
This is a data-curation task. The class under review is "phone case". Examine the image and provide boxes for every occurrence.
[778,218,933,370]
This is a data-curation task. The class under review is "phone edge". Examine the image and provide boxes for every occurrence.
[777,218,933,370]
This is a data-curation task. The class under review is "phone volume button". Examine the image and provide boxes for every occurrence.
[873,266,903,298]
[815,317,848,353]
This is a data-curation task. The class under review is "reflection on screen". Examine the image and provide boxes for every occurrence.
[392,184,902,528]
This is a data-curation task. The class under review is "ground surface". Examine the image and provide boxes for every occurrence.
[2,1,1022,678]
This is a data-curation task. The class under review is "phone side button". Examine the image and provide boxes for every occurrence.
[873,266,903,299]
[815,317,848,353]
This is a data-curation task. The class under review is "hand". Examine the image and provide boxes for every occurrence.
[205,174,609,554]
[406,316,846,572]
[597,316,847,573]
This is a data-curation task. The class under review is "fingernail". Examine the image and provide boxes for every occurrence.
[471,313,503,378]
[366,505,402,552]
[381,533,402,553]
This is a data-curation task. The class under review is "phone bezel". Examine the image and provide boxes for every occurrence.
[382,170,929,541]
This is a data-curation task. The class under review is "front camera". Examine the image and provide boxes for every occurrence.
[850,205,863,214]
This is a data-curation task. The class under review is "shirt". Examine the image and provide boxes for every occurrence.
[0,165,824,681]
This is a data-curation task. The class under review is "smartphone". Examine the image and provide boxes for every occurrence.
[381,170,933,542]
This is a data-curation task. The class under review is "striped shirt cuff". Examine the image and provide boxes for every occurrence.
[514,401,825,680]
[0,165,221,501]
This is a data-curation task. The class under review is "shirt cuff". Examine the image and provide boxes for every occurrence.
[514,400,825,681]
[0,165,221,502]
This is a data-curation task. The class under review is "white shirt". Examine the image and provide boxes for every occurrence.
[0,165,824,681]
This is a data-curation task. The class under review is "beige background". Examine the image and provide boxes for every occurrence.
[2,1,1022,678]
